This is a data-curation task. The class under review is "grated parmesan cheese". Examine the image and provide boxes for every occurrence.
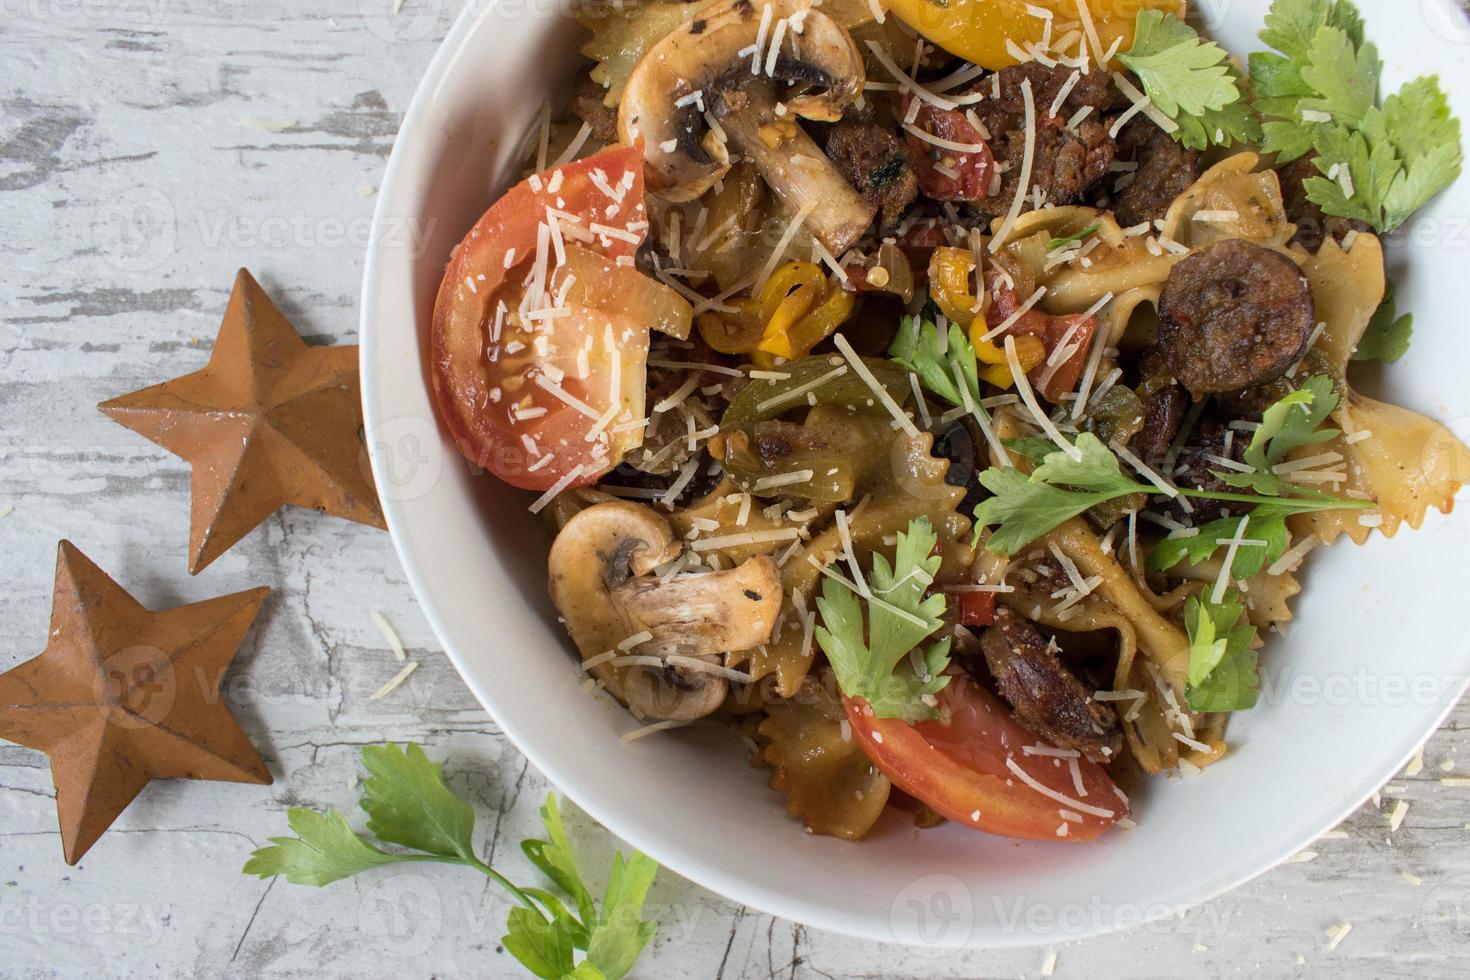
[370,611,406,662]
[369,660,419,700]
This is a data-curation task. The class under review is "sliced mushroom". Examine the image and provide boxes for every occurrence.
[548,500,782,722]
[618,0,876,254]
[979,607,1122,763]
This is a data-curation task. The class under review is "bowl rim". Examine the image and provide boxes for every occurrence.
[359,0,1470,948]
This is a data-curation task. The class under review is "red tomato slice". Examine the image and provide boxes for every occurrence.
[985,288,1097,403]
[430,144,652,491]
[844,677,1127,841]
[901,96,995,202]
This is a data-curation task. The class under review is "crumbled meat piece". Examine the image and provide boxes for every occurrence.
[1277,155,1373,252]
[1129,351,1188,459]
[1157,239,1315,396]
[965,62,1124,218]
[1112,117,1201,228]
[825,118,919,228]
[979,607,1122,763]
[1170,416,1241,523]
[570,77,619,145]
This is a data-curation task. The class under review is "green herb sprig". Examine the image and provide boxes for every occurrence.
[1119,10,1262,150]
[244,744,658,980]
[1184,592,1261,712]
[1250,0,1463,233]
[815,517,953,721]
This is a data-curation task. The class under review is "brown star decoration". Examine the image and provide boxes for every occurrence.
[100,268,385,574]
[0,541,273,864]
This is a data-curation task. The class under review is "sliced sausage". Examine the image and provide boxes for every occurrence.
[979,607,1121,764]
[1112,117,1201,228]
[1157,239,1315,396]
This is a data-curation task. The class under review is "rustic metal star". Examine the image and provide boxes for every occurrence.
[0,541,273,864]
[99,268,385,574]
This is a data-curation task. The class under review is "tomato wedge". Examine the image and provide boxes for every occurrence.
[431,144,661,491]
[844,676,1127,841]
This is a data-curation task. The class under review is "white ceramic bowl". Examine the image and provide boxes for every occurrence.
[361,0,1470,948]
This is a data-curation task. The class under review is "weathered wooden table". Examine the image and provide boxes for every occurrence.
[3,2,1469,976]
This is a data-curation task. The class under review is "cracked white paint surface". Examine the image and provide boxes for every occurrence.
[2,2,1470,977]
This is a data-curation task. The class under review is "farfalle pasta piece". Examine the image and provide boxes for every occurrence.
[991,206,1175,314]
[758,677,890,839]
[578,0,721,104]
[1289,235,1470,545]
[721,410,969,697]
[1161,152,1297,252]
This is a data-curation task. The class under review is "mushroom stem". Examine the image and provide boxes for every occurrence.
[715,82,876,256]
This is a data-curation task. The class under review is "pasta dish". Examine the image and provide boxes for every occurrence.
[428,0,1468,842]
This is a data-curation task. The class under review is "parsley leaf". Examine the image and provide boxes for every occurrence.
[1184,593,1260,712]
[972,389,1369,556]
[1119,11,1258,149]
[1148,508,1294,581]
[1120,11,1240,116]
[360,743,477,859]
[242,808,399,886]
[245,745,659,980]
[1214,375,1340,497]
[815,517,952,722]
[889,315,982,412]
[504,907,577,980]
[1251,0,1463,233]
[1352,282,1412,363]
[1297,21,1380,128]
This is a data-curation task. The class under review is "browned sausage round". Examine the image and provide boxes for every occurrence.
[1156,240,1315,396]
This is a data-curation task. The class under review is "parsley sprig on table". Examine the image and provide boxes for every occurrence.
[815,517,953,722]
[1119,10,1262,150]
[1184,592,1261,712]
[244,744,658,980]
[1250,0,1463,233]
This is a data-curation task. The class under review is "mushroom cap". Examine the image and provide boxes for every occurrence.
[618,0,866,201]
[548,500,783,722]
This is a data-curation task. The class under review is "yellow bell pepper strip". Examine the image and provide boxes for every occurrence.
[974,332,1045,388]
[697,297,765,355]
[759,283,856,360]
[928,247,983,329]
[887,0,1184,71]
[756,261,858,362]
